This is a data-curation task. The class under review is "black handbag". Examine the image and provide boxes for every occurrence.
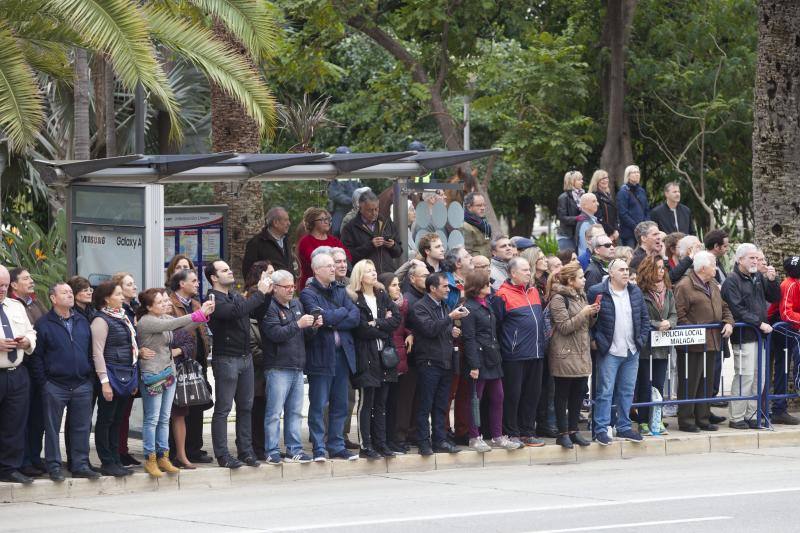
[380,343,400,370]
[174,359,213,407]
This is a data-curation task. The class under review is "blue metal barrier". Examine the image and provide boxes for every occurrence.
[630,322,765,429]
[763,322,800,427]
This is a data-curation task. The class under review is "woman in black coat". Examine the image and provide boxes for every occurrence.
[349,260,400,459]
[461,271,521,452]
[589,169,619,241]
[556,170,584,251]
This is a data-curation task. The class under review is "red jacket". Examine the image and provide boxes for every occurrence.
[779,277,800,330]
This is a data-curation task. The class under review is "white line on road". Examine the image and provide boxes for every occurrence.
[254,486,800,532]
[527,516,731,533]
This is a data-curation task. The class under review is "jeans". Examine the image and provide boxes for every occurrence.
[43,380,93,471]
[141,380,176,456]
[502,359,544,437]
[593,352,639,436]
[211,355,255,459]
[307,348,350,455]
[416,363,452,446]
[557,236,575,252]
[264,369,304,457]
[95,393,129,466]
[0,367,30,475]
[633,357,668,424]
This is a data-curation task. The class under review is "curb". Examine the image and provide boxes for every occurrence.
[2,428,798,503]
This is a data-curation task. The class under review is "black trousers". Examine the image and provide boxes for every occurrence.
[393,367,418,444]
[554,376,588,433]
[0,367,30,475]
[502,359,544,438]
[95,394,128,466]
[23,376,45,468]
[677,350,718,428]
[416,364,451,446]
[358,383,390,449]
[251,394,266,457]
[65,377,99,466]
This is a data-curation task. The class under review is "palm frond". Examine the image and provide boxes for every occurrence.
[188,0,279,60]
[146,5,276,137]
[0,25,45,153]
[20,41,72,81]
[42,0,183,143]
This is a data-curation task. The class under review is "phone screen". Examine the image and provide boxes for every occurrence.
[209,293,215,303]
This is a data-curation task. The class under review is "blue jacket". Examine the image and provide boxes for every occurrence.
[29,309,93,389]
[586,279,651,356]
[300,278,360,376]
[616,183,649,241]
[492,280,546,361]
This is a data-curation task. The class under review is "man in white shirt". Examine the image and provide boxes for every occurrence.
[586,260,651,446]
[0,265,37,483]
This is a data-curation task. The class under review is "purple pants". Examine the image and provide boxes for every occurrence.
[468,378,504,439]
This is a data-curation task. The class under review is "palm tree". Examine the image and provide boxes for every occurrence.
[0,0,278,155]
[752,1,800,265]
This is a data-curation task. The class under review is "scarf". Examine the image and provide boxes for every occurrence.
[464,211,492,239]
[102,307,139,361]
[475,296,488,308]
[571,188,585,208]
[649,282,667,313]
[392,292,405,309]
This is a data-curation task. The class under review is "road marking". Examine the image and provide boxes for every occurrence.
[254,486,800,532]
[527,516,731,532]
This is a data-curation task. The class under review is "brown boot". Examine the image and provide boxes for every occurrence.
[157,453,180,474]
[144,453,164,478]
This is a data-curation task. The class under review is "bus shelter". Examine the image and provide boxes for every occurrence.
[35,149,500,289]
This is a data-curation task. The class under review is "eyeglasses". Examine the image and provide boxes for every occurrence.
[597,243,614,249]
[275,284,295,290]
[314,217,332,223]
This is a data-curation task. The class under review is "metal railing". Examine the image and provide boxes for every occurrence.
[631,322,765,428]
[762,322,800,428]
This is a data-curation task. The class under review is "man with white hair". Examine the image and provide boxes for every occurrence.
[575,193,599,257]
[669,235,703,283]
[300,251,360,461]
[674,251,734,432]
[721,244,781,429]
[584,233,615,289]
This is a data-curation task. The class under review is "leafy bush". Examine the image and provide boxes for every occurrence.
[535,233,559,256]
[0,210,67,301]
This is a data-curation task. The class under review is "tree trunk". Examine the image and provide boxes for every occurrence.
[73,48,90,160]
[105,56,116,157]
[210,21,264,283]
[600,0,636,186]
[752,0,800,267]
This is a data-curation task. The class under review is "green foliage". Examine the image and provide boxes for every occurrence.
[535,233,559,256]
[0,209,66,301]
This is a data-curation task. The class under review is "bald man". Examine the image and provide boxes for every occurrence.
[0,265,37,483]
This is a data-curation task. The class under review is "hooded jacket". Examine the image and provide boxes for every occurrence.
[547,283,595,377]
[492,279,546,361]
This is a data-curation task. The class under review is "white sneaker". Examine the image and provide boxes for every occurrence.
[491,435,522,450]
[469,437,492,453]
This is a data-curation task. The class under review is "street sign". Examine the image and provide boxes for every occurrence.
[651,328,707,347]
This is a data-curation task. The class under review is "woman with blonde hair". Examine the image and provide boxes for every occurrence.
[556,170,584,251]
[521,247,549,300]
[349,260,400,459]
[588,169,619,241]
[297,207,351,289]
[547,262,599,448]
[617,164,649,247]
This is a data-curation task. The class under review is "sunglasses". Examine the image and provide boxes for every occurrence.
[597,243,614,249]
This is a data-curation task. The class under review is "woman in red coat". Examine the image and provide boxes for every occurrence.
[297,207,351,288]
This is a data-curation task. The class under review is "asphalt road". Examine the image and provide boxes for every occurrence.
[5,446,800,533]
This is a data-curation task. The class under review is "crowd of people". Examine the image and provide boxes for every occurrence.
[1,163,799,485]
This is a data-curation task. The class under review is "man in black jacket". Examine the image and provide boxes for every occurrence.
[261,269,318,464]
[242,207,296,277]
[409,272,468,455]
[341,190,402,274]
[650,182,694,235]
[205,260,272,468]
[721,244,780,429]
